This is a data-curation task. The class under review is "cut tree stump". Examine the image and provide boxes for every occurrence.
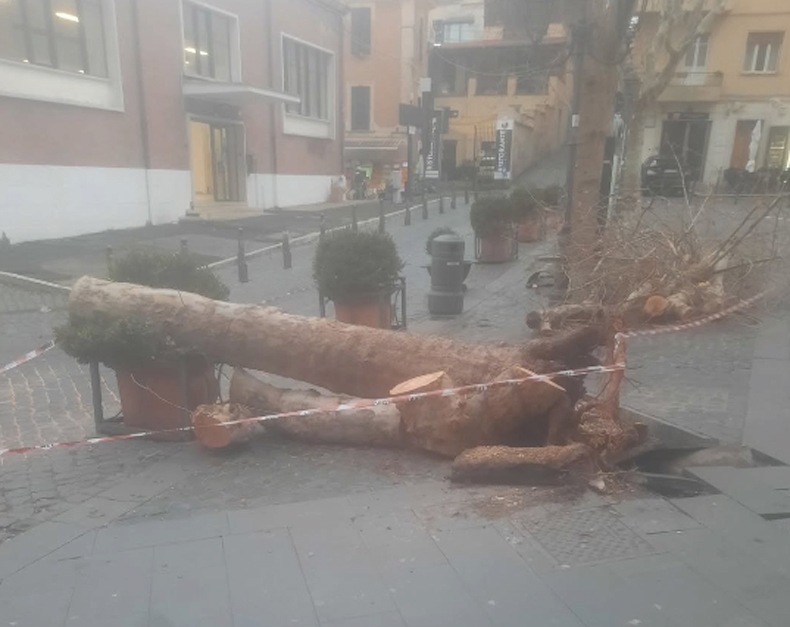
[192,403,257,449]
[451,443,593,484]
[230,368,402,447]
[389,368,569,457]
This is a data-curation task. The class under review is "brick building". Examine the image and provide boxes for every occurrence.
[0,0,345,243]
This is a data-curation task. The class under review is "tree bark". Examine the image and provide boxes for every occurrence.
[230,368,402,447]
[621,104,646,209]
[70,277,589,398]
[451,443,593,484]
[192,403,258,449]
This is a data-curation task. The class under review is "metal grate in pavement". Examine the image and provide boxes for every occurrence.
[514,506,655,566]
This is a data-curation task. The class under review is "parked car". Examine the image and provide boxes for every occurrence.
[641,155,690,196]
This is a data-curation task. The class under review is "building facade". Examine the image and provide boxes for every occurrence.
[343,0,431,192]
[427,0,570,181]
[0,0,345,243]
[634,0,790,190]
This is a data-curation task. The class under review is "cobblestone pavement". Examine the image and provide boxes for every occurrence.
[0,285,120,450]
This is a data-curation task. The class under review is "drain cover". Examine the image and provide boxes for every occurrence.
[515,507,655,566]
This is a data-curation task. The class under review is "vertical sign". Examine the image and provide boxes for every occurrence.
[425,111,442,179]
[495,119,514,181]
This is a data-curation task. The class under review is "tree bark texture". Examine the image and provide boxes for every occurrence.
[451,443,593,484]
[70,278,591,398]
[230,368,402,448]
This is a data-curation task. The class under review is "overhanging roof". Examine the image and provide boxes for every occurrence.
[183,80,300,106]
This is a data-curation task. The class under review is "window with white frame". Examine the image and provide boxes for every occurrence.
[183,1,236,81]
[743,32,783,73]
[685,34,709,69]
[0,0,108,76]
[283,36,331,121]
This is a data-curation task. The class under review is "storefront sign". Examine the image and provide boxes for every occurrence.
[667,112,709,121]
[425,111,442,180]
[495,119,514,181]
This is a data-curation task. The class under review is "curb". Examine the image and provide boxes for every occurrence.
[0,271,72,295]
[207,198,448,270]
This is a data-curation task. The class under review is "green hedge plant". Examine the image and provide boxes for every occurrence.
[509,188,540,222]
[470,196,513,238]
[313,229,403,301]
[57,249,228,370]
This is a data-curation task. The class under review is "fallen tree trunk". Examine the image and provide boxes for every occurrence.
[230,368,402,447]
[70,277,600,399]
[451,443,593,484]
[192,403,257,449]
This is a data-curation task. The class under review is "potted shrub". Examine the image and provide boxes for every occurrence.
[538,185,564,231]
[470,196,514,263]
[313,229,403,328]
[510,188,545,243]
[56,250,228,438]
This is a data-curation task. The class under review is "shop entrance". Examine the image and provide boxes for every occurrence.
[659,119,710,183]
[189,120,246,204]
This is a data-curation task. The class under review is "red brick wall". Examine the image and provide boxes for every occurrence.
[0,0,343,177]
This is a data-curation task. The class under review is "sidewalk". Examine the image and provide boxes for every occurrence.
[1,436,788,627]
[0,197,403,285]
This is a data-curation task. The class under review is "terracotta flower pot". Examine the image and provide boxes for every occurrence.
[116,364,218,440]
[544,209,563,231]
[517,217,544,243]
[476,232,514,263]
[334,293,392,329]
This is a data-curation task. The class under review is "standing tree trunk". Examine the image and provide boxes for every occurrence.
[621,103,647,209]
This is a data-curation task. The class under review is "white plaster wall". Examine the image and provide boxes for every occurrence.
[247,173,334,209]
[0,165,190,243]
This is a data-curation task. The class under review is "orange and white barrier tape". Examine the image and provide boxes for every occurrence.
[0,289,771,458]
[0,341,57,375]
[0,362,626,457]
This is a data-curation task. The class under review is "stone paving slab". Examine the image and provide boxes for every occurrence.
[686,467,790,517]
[2,471,786,627]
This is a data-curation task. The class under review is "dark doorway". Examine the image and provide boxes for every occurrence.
[659,120,710,183]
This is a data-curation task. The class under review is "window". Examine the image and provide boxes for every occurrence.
[183,1,235,81]
[516,71,548,95]
[350,7,371,56]
[743,32,783,73]
[685,34,709,69]
[0,0,107,76]
[443,22,475,44]
[475,73,507,95]
[350,86,370,131]
[283,37,331,120]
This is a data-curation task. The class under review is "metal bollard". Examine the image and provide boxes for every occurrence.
[464,178,470,204]
[320,212,326,238]
[404,205,411,226]
[352,206,358,232]
[180,238,188,255]
[105,246,114,274]
[282,232,292,269]
[451,187,457,209]
[439,192,445,214]
[378,198,386,233]
[422,192,428,220]
[237,227,249,283]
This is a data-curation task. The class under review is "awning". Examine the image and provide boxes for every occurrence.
[183,80,300,106]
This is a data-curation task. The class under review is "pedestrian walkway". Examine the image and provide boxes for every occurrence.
[0,198,396,285]
[1,440,788,627]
